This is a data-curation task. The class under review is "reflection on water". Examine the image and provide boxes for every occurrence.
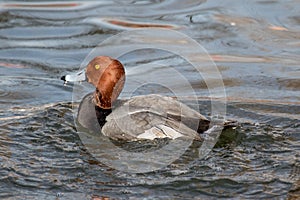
[0,0,299,199]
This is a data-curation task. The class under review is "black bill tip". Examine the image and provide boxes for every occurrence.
[61,75,66,81]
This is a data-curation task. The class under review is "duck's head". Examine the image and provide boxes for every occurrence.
[62,56,125,109]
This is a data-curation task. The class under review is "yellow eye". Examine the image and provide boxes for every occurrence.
[95,64,100,70]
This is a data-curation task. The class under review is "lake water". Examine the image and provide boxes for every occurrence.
[0,1,299,199]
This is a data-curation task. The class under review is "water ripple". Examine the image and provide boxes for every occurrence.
[0,0,299,198]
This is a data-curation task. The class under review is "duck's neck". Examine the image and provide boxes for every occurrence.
[93,90,113,128]
[93,89,112,109]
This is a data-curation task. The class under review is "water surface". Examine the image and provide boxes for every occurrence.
[0,0,299,199]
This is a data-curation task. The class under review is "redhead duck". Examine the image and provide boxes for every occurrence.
[62,56,212,141]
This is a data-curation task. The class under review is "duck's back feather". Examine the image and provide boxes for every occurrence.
[102,94,209,141]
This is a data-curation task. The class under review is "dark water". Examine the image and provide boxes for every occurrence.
[1,1,299,199]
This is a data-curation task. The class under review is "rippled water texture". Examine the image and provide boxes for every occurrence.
[0,1,299,199]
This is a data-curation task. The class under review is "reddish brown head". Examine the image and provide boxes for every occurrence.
[85,56,125,109]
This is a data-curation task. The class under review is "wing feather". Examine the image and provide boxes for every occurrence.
[102,94,205,141]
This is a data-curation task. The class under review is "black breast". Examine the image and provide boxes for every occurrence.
[77,93,111,133]
[95,106,112,127]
